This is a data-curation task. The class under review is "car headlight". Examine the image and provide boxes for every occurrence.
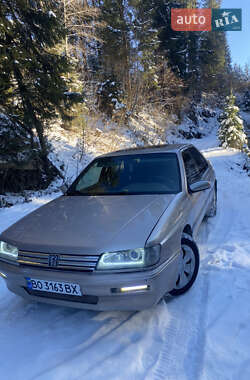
[97,245,161,270]
[0,241,18,262]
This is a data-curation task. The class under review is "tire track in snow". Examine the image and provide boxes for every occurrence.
[33,311,138,380]
[202,149,245,267]
[149,148,242,380]
[149,271,210,380]
[149,209,213,380]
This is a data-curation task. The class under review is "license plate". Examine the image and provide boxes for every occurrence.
[26,278,82,296]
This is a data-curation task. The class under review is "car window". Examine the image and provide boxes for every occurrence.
[189,147,208,176]
[182,149,201,185]
[68,153,182,195]
[76,164,103,189]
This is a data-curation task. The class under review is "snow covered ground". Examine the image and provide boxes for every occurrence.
[0,129,249,380]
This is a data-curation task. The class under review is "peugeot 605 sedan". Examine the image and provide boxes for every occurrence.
[0,144,217,311]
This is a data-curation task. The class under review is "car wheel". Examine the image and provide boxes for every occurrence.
[206,182,217,217]
[169,237,200,296]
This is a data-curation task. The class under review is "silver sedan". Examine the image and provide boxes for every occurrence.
[0,144,217,311]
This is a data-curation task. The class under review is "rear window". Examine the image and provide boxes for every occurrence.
[67,153,182,196]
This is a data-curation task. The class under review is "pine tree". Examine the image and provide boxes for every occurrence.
[243,90,250,112]
[61,0,103,76]
[199,31,231,93]
[0,0,78,165]
[130,0,159,88]
[199,0,232,94]
[153,0,188,80]
[218,94,248,150]
[231,64,246,92]
[152,0,201,95]
[125,0,160,110]
[98,0,131,92]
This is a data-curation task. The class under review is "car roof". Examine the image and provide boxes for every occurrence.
[99,144,190,158]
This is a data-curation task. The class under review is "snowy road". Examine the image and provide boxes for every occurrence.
[0,136,250,380]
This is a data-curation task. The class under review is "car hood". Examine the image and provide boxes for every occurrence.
[1,194,176,254]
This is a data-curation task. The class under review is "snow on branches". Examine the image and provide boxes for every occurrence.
[218,94,248,150]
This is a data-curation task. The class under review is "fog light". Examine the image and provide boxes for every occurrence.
[0,272,7,279]
[120,285,149,293]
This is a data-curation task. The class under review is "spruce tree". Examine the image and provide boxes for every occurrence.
[126,0,160,109]
[153,0,188,80]
[152,0,201,95]
[199,0,232,94]
[218,94,248,150]
[199,31,231,94]
[131,0,159,89]
[0,0,78,165]
[243,90,250,112]
[99,0,131,92]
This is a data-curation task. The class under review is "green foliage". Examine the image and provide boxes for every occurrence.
[232,64,250,93]
[0,0,240,151]
[243,90,250,112]
[218,94,248,150]
[97,78,125,118]
[152,0,232,97]
[153,1,189,80]
[88,0,234,113]
[98,0,131,88]
[0,114,31,162]
[0,113,58,194]
[131,0,159,76]
[199,31,231,94]
[0,0,80,159]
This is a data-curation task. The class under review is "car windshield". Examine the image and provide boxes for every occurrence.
[67,153,181,196]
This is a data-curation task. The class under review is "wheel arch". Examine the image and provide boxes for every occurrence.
[182,224,193,239]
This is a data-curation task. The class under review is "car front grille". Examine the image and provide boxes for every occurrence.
[18,251,99,272]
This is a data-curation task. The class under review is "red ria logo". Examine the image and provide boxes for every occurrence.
[171,9,212,31]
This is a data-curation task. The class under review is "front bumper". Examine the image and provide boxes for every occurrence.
[0,253,179,311]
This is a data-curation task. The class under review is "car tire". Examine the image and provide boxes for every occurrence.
[169,237,200,297]
[206,181,217,217]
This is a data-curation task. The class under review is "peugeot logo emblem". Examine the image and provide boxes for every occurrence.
[48,254,59,267]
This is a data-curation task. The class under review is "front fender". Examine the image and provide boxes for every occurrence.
[146,192,189,265]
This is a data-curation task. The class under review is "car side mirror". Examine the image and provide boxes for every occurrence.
[189,181,211,193]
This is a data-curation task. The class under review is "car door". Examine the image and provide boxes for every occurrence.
[189,146,215,218]
[182,147,208,234]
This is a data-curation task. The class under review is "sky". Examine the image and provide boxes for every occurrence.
[222,0,250,67]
